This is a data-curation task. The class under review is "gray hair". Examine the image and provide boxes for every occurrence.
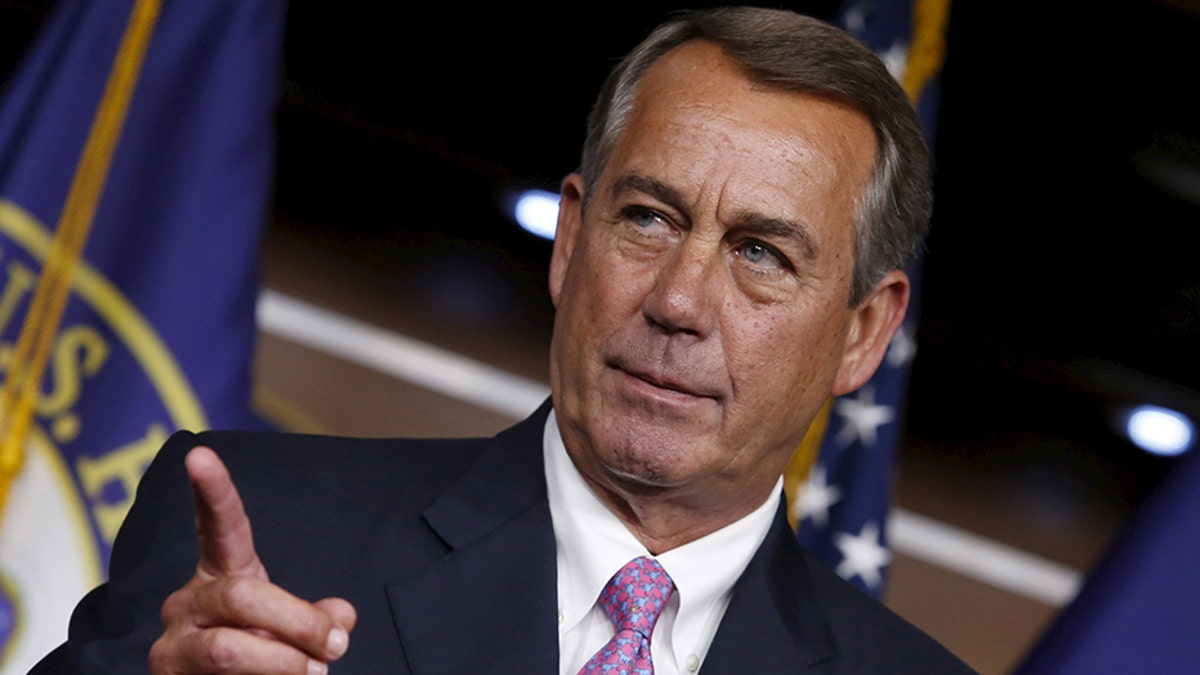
[579,7,932,306]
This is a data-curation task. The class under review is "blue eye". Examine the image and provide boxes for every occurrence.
[744,243,770,263]
[628,207,666,230]
[740,241,785,269]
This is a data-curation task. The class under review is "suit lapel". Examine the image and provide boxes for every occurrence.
[383,409,840,673]
[702,498,838,672]
[386,404,560,673]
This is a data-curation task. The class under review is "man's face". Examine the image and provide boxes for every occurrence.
[549,41,907,522]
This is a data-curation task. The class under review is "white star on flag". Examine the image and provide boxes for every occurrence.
[878,41,910,81]
[885,324,917,368]
[834,521,892,590]
[843,7,866,33]
[833,385,895,447]
[793,465,842,528]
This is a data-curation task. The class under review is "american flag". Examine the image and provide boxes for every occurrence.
[792,0,949,598]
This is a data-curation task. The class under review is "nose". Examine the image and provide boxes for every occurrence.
[640,240,721,338]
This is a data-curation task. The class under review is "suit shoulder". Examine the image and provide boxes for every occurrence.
[172,429,488,510]
[192,428,485,458]
[801,550,976,673]
[189,428,482,475]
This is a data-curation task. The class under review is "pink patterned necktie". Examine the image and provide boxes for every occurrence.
[578,556,675,675]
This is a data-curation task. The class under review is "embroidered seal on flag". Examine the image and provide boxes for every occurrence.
[0,199,205,672]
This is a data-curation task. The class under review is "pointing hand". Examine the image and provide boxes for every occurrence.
[149,446,357,674]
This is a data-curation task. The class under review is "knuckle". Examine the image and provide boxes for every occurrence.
[200,628,239,670]
[218,575,257,616]
[160,587,190,623]
[147,636,173,672]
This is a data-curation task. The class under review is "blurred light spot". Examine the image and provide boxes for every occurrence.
[1132,152,1200,207]
[1125,405,1194,456]
[512,189,559,240]
[1131,132,1200,207]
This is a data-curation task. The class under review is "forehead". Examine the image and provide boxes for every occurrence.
[605,41,876,237]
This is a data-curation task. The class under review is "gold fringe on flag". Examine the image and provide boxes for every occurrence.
[784,0,952,528]
[0,0,163,515]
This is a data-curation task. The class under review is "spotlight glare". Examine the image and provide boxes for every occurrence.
[1125,405,1194,457]
[512,189,560,240]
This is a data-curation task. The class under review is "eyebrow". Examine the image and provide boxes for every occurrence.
[610,173,686,211]
[610,172,819,262]
[730,210,819,262]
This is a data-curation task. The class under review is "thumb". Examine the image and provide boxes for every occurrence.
[314,597,357,661]
[314,597,358,633]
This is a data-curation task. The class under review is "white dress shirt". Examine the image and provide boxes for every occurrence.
[544,413,781,675]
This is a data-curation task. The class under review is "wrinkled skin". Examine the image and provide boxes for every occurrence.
[548,41,909,552]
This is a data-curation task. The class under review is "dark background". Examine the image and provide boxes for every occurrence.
[4,0,1199,509]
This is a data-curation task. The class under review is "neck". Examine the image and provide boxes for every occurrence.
[579,472,775,555]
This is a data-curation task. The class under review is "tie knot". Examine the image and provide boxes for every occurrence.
[599,556,675,637]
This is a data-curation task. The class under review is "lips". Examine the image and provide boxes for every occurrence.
[610,361,719,402]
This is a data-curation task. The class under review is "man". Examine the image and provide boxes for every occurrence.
[34,7,971,674]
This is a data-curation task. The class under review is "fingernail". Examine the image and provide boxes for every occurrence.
[307,659,328,675]
[326,627,349,659]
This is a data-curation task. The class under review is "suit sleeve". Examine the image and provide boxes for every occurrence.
[29,430,204,674]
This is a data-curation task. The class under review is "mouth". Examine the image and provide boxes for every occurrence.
[610,362,718,403]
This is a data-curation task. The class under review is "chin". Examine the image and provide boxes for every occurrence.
[592,419,714,489]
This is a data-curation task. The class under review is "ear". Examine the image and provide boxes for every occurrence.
[831,270,911,396]
[548,173,586,308]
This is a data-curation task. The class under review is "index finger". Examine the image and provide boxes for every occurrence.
[185,446,266,580]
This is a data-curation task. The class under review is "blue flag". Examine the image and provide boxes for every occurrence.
[0,0,284,670]
[793,0,948,597]
[1017,447,1200,672]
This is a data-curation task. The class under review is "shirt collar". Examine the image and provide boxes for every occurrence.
[544,410,781,642]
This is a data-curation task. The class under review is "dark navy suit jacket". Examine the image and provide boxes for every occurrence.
[33,403,971,673]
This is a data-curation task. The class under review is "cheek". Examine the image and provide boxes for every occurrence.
[726,307,847,409]
[579,240,659,317]
[557,240,649,351]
